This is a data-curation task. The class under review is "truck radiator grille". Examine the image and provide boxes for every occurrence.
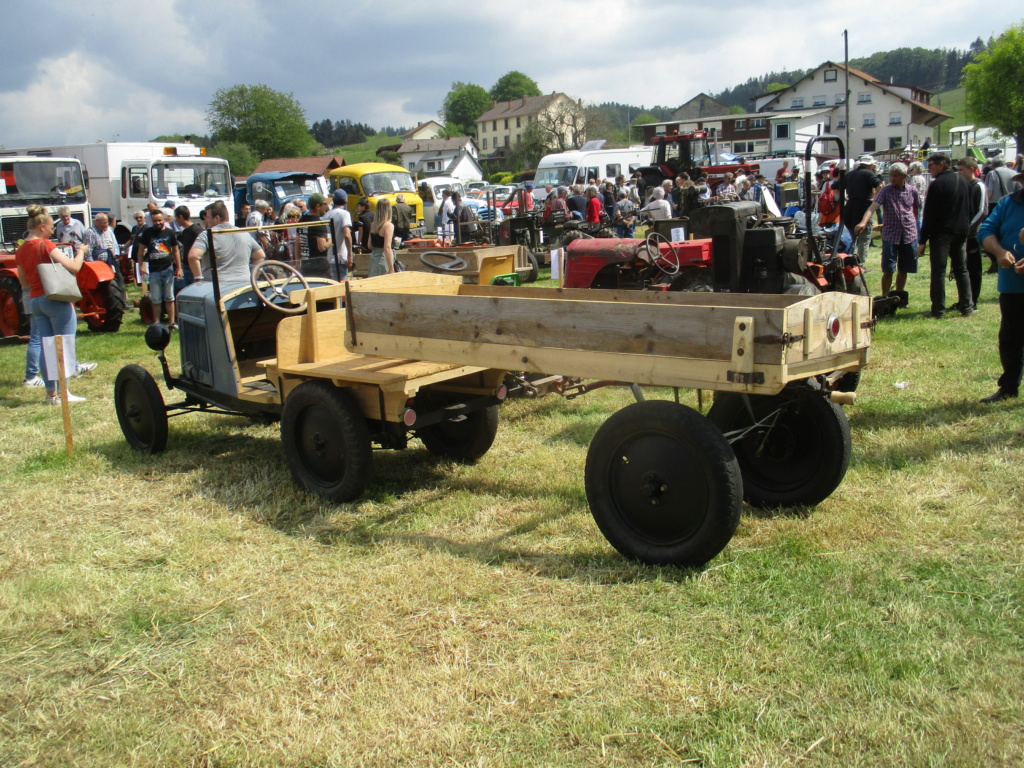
[1,212,86,246]
[180,320,214,386]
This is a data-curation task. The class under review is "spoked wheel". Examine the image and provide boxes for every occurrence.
[114,365,168,453]
[707,391,851,508]
[251,260,311,314]
[585,400,742,566]
[281,381,372,502]
[644,232,681,276]
[415,392,499,464]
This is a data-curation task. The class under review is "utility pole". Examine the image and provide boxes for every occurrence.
[844,30,851,160]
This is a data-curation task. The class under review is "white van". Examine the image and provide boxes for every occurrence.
[535,146,652,188]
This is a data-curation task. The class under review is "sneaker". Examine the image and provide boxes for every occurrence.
[73,362,98,377]
[169,323,178,331]
[928,310,945,319]
[45,392,87,405]
[23,376,44,388]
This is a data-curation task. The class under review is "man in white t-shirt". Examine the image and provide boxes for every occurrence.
[323,189,353,280]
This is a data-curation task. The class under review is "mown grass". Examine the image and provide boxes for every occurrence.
[1,256,1022,767]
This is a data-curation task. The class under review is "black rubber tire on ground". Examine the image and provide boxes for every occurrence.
[281,381,372,502]
[86,280,126,333]
[114,364,168,453]
[585,400,743,567]
[416,393,500,464]
[707,391,851,508]
[0,275,30,337]
[523,250,540,283]
[834,370,861,393]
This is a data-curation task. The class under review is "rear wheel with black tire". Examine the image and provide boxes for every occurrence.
[85,281,126,332]
[0,276,30,337]
[281,381,372,502]
[523,251,540,283]
[114,365,168,453]
[585,400,742,566]
[707,391,851,508]
[416,393,499,464]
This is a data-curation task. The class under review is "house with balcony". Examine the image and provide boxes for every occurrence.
[397,137,484,181]
[753,61,950,155]
[640,109,831,158]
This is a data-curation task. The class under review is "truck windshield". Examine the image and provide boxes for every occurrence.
[0,160,87,203]
[361,172,416,196]
[151,162,230,198]
[534,166,576,187]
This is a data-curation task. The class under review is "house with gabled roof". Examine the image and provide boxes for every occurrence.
[397,137,484,181]
[401,121,445,141]
[251,156,346,177]
[475,93,584,156]
[753,61,950,156]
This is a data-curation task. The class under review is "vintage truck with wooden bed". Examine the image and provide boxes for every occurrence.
[115,229,872,567]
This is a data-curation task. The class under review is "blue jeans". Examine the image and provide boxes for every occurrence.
[25,296,42,380]
[32,296,79,394]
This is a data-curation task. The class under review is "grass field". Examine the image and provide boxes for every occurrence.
[934,88,967,146]
[1,254,1022,767]
[332,134,405,165]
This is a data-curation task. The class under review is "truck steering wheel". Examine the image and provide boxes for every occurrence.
[419,251,468,272]
[251,260,311,314]
[644,232,681,276]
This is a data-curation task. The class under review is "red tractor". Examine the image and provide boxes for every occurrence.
[0,248,126,338]
[636,130,760,191]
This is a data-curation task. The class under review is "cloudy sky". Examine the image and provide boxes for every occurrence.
[0,1,1012,149]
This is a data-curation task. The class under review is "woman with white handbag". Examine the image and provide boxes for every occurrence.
[15,204,96,405]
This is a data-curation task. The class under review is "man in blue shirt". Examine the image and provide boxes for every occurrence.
[977,172,1024,402]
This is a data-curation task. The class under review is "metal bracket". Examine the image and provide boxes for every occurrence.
[860,319,876,329]
[754,333,806,347]
[727,370,765,385]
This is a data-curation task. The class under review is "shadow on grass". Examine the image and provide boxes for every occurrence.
[89,422,717,584]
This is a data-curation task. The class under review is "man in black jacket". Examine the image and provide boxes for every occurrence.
[918,153,973,317]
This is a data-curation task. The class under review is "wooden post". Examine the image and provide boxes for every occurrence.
[54,335,74,458]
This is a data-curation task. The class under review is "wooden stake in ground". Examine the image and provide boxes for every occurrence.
[54,334,74,458]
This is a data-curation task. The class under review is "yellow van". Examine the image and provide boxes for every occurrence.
[328,162,424,237]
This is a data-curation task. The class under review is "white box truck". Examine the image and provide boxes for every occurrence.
[1,142,233,241]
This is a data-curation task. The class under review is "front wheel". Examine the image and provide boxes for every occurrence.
[585,400,742,566]
[86,280,126,332]
[281,381,372,502]
[707,391,851,508]
[114,365,168,453]
[523,251,540,283]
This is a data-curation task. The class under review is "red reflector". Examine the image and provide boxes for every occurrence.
[826,315,841,342]
[496,385,507,401]
[403,409,417,427]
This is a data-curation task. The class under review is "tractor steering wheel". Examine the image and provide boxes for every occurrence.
[644,232,681,276]
[419,250,468,273]
[250,260,311,314]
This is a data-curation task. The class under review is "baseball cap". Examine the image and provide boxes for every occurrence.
[307,193,327,207]
[332,189,348,204]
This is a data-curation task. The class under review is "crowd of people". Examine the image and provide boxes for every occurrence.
[15,148,1024,406]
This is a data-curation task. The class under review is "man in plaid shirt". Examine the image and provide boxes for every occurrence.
[854,162,921,301]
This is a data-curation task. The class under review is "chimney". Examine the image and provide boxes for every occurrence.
[522,95,527,106]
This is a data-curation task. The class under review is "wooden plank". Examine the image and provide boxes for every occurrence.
[458,283,811,308]
[349,331,789,394]
[345,291,790,364]
[730,316,756,389]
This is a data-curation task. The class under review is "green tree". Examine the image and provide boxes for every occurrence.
[764,82,789,93]
[150,133,213,149]
[211,141,259,177]
[629,112,657,144]
[440,82,492,136]
[489,71,541,103]
[206,84,317,160]
[963,24,1024,151]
